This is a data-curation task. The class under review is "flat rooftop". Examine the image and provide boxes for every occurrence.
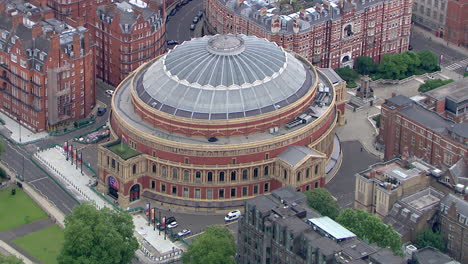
[307,217,356,241]
[425,78,468,103]
[113,68,335,146]
[401,188,444,211]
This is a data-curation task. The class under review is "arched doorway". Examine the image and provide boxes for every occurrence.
[108,176,119,199]
[342,55,350,63]
[129,184,140,202]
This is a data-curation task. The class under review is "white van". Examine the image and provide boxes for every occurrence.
[224,210,241,222]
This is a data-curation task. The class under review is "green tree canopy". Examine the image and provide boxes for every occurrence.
[403,51,421,76]
[336,209,402,255]
[378,53,408,80]
[304,188,340,219]
[418,50,439,72]
[0,255,24,264]
[415,228,446,253]
[418,79,454,93]
[334,66,359,83]
[182,225,236,264]
[355,56,376,75]
[58,203,139,264]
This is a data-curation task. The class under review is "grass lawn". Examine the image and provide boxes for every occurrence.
[0,186,47,231]
[14,225,64,264]
[108,142,140,160]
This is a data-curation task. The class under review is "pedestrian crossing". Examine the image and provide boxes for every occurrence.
[445,57,468,71]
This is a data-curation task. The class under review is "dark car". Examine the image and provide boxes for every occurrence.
[197,10,203,18]
[190,24,196,31]
[170,9,177,16]
[97,107,107,116]
[408,44,413,50]
[167,40,179,45]
[166,216,176,224]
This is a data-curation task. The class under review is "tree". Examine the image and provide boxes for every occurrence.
[402,51,421,76]
[415,228,446,253]
[58,203,139,264]
[378,53,408,80]
[418,79,454,93]
[182,225,236,264]
[304,188,340,219]
[334,66,359,83]
[355,56,376,75]
[418,50,439,72]
[336,209,402,255]
[0,255,23,264]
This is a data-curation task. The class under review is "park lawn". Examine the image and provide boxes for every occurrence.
[14,225,64,264]
[0,186,48,231]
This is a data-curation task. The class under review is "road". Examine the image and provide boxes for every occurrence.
[166,0,203,43]
[1,81,113,215]
[410,27,467,75]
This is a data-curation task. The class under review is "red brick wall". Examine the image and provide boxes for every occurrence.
[444,0,468,47]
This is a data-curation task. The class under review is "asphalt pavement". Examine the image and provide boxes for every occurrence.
[166,0,203,43]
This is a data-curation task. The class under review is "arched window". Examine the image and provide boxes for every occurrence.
[195,171,201,183]
[231,171,236,181]
[132,164,137,174]
[297,172,301,182]
[344,24,353,36]
[219,171,225,182]
[161,166,167,177]
[264,166,269,176]
[315,164,319,175]
[242,169,248,180]
[208,171,213,182]
[306,185,310,191]
[152,164,156,173]
[253,168,259,178]
[184,170,190,182]
[172,168,178,180]
[283,169,287,179]
[306,168,310,178]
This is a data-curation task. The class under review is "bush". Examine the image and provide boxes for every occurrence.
[418,79,454,93]
[347,80,357,88]
[464,72,468,78]
[372,115,381,128]
[0,167,7,179]
[334,66,359,83]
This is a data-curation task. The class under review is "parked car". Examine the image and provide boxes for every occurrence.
[181,0,189,5]
[105,90,114,96]
[197,10,203,18]
[408,44,413,50]
[224,210,241,222]
[193,17,199,24]
[97,107,107,116]
[166,216,176,224]
[190,24,196,31]
[167,40,179,45]
[177,229,191,237]
[170,9,177,16]
[167,222,178,229]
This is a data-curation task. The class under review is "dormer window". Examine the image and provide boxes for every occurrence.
[11,54,17,63]
[20,59,27,68]
[35,64,41,71]
[1,32,6,39]
[39,53,45,61]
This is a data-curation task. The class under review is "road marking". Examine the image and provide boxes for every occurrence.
[28,176,48,184]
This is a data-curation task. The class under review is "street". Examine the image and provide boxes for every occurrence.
[166,0,203,43]
[410,26,468,75]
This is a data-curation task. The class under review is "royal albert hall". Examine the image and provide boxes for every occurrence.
[97,34,346,210]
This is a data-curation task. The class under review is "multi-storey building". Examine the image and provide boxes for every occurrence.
[0,0,95,132]
[87,0,166,86]
[378,95,467,168]
[238,186,405,264]
[384,187,444,242]
[412,0,447,36]
[439,194,468,263]
[46,0,166,87]
[420,78,468,123]
[97,34,346,209]
[204,0,412,69]
[354,158,432,218]
[444,0,467,47]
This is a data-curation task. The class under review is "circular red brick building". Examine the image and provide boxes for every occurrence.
[97,34,345,210]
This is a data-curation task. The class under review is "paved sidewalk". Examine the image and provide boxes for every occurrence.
[34,146,111,210]
[0,111,48,144]
[0,240,34,264]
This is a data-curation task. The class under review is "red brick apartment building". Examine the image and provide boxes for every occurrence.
[0,0,95,132]
[444,0,468,48]
[378,94,467,169]
[204,0,412,68]
[47,0,166,86]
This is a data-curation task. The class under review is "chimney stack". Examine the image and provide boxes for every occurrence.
[32,23,43,38]
[11,13,23,28]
